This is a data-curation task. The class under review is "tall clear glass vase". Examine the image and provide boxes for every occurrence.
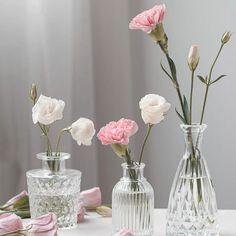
[166,124,219,236]
[112,163,154,236]
[26,153,81,229]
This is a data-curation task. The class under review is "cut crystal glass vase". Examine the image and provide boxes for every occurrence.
[26,153,81,229]
[112,163,154,236]
[166,124,219,236]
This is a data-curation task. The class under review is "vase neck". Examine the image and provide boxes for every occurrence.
[122,163,145,180]
[181,124,207,158]
[37,153,70,172]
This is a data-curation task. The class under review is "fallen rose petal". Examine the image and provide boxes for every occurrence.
[80,187,102,208]
[77,203,86,223]
[28,213,58,236]
[113,229,134,236]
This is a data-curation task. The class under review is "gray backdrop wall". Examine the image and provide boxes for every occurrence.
[0,0,235,209]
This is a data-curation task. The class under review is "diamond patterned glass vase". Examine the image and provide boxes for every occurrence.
[26,153,81,229]
[112,163,154,236]
[166,124,219,236]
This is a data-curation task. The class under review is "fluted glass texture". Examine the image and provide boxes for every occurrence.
[112,163,154,236]
[26,153,81,229]
[166,124,219,236]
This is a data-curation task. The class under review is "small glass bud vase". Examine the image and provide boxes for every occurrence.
[166,124,219,236]
[26,153,81,229]
[112,163,154,236]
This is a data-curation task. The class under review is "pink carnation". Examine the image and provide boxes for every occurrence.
[129,4,166,33]
[97,118,138,145]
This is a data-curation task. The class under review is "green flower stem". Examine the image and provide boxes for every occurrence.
[189,69,195,124]
[55,128,71,157]
[138,124,153,165]
[32,99,52,156]
[165,53,188,123]
[200,43,224,124]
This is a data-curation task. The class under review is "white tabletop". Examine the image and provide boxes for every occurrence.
[24,209,236,236]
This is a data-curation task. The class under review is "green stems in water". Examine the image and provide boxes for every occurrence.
[189,69,195,124]
[139,124,153,165]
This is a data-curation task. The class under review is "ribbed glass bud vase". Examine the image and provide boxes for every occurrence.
[26,153,81,229]
[166,124,219,236]
[112,163,154,236]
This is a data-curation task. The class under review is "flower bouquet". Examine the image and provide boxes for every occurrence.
[129,3,231,236]
[97,94,170,235]
[27,84,95,228]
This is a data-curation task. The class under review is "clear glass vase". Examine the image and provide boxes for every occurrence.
[26,153,81,229]
[112,163,154,236]
[166,124,219,236]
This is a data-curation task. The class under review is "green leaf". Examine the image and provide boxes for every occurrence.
[175,108,186,123]
[168,56,177,81]
[197,75,207,84]
[160,62,173,82]
[183,95,190,124]
[210,74,227,85]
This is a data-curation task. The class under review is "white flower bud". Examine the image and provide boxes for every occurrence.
[187,45,200,71]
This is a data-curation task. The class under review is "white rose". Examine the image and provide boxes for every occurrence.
[70,118,95,146]
[139,94,171,124]
[32,95,65,125]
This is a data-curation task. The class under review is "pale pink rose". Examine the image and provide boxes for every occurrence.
[97,118,138,145]
[77,203,86,223]
[28,213,58,236]
[4,190,28,208]
[80,187,102,208]
[139,94,171,124]
[129,4,166,33]
[113,229,134,236]
[0,213,23,236]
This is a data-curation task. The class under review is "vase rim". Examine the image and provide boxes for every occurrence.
[36,152,71,161]
[180,123,207,131]
[121,162,145,169]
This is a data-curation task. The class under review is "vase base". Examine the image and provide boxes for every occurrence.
[113,230,153,236]
[166,231,219,236]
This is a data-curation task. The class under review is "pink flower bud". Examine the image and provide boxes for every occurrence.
[28,213,58,236]
[80,187,102,208]
[0,213,23,236]
[4,190,28,209]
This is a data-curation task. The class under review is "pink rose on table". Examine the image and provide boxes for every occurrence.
[97,118,138,145]
[28,213,58,236]
[80,187,102,208]
[0,213,23,236]
[113,229,134,236]
[77,203,86,223]
[4,190,28,209]
[129,4,166,33]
